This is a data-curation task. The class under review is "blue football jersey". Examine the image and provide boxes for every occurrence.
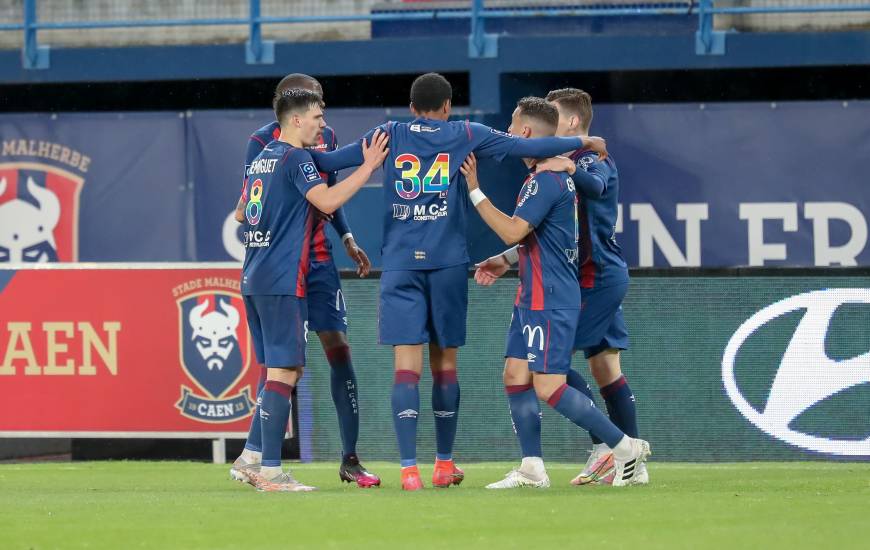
[570,150,629,289]
[361,118,584,271]
[241,141,324,296]
[512,170,581,310]
[245,122,349,260]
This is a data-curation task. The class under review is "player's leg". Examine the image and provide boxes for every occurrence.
[393,345,424,489]
[230,296,268,483]
[429,344,463,487]
[570,283,632,484]
[528,308,649,486]
[486,348,550,489]
[427,264,468,488]
[247,295,315,492]
[379,270,428,490]
[307,260,379,487]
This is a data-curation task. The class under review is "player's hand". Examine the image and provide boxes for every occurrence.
[582,136,608,161]
[344,237,371,278]
[361,129,389,171]
[460,153,480,191]
[474,254,510,286]
[314,208,333,222]
[536,156,576,176]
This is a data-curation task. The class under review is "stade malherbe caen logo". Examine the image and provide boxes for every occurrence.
[175,281,256,423]
[0,139,90,263]
[722,289,870,457]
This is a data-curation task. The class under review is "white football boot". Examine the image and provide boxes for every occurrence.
[611,438,651,487]
[571,443,614,486]
[486,459,550,489]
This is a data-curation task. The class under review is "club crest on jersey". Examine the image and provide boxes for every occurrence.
[0,163,84,263]
[175,289,255,423]
[299,161,320,182]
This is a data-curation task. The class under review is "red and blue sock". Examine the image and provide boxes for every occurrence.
[506,384,542,458]
[260,380,293,468]
[326,345,359,460]
[392,370,420,468]
[432,369,460,461]
[243,366,267,453]
[547,384,624,449]
[600,375,638,438]
[566,369,604,445]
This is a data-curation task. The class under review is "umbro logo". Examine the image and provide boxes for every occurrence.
[434,410,455,418]
[527,353,536,363]
[397,409,418,419]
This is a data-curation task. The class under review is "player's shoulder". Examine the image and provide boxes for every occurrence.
[575,150,616,171]
[535,170,572,191]
[251,121,280,144]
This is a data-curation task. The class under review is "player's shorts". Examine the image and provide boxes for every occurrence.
[378,263,468,348]
[306,259,347,333]
[505,306,579,375]
[573,281,630,359]
[243,295,308,368]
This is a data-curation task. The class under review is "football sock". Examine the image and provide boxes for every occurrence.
[600,375,639,438]
[243,366,268,453]
[565,369,604,445]
[611,436,634,461]
[392,370,420,468]
[431,369,460,461]
[260,380,293,468]
[506,384,543,458]
[326,345,359,459]
[547,384,624,449]
[520,456,546,477]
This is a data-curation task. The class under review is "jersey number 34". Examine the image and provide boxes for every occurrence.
[394,153,449,200]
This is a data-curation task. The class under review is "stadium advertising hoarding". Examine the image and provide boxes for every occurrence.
[0,102,868,268]
[0,266,260,436]
[300,272,870,462]
[3,266,865,461]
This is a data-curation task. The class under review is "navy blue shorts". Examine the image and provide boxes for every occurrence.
[378,264,468,347]
[574,282,630,359]
[505,306,579,375]
[306,260,347,333]
[243,295,308,368]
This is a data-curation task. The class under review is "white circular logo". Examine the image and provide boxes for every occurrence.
[722,288,870,456]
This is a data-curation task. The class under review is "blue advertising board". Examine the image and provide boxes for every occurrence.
[2,102,868,267]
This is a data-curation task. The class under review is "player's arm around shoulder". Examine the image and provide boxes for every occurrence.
[460,153,535,245]
[304,129,389,215]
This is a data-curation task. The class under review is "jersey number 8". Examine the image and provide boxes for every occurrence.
[394,153,449,200]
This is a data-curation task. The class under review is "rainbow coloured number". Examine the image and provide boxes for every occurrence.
[394,153,450,200]
[246,179,263,225]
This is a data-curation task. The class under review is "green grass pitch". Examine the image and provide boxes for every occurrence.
[1,461,868,549]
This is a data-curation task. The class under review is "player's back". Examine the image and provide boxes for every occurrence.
[241,140,318,297]
[571,150,628,289]
[379,118,482,270]
[381,117,528,270]
[514,170,581,311]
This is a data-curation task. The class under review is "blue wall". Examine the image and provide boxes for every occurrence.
[1,101,868,267]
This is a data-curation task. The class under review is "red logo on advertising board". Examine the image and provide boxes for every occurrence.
[175,285,255,424]
[0,163,83,263]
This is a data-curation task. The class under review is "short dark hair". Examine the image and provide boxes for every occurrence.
[516,96,559,135]
[545,88,593,132]
[274,88,325,123]
[273,73,322,110]
[410,72,452,113]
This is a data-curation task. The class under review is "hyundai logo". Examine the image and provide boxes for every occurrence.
[722,289,870,456]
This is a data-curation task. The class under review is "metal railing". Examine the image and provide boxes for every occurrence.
[3,0,870,68]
